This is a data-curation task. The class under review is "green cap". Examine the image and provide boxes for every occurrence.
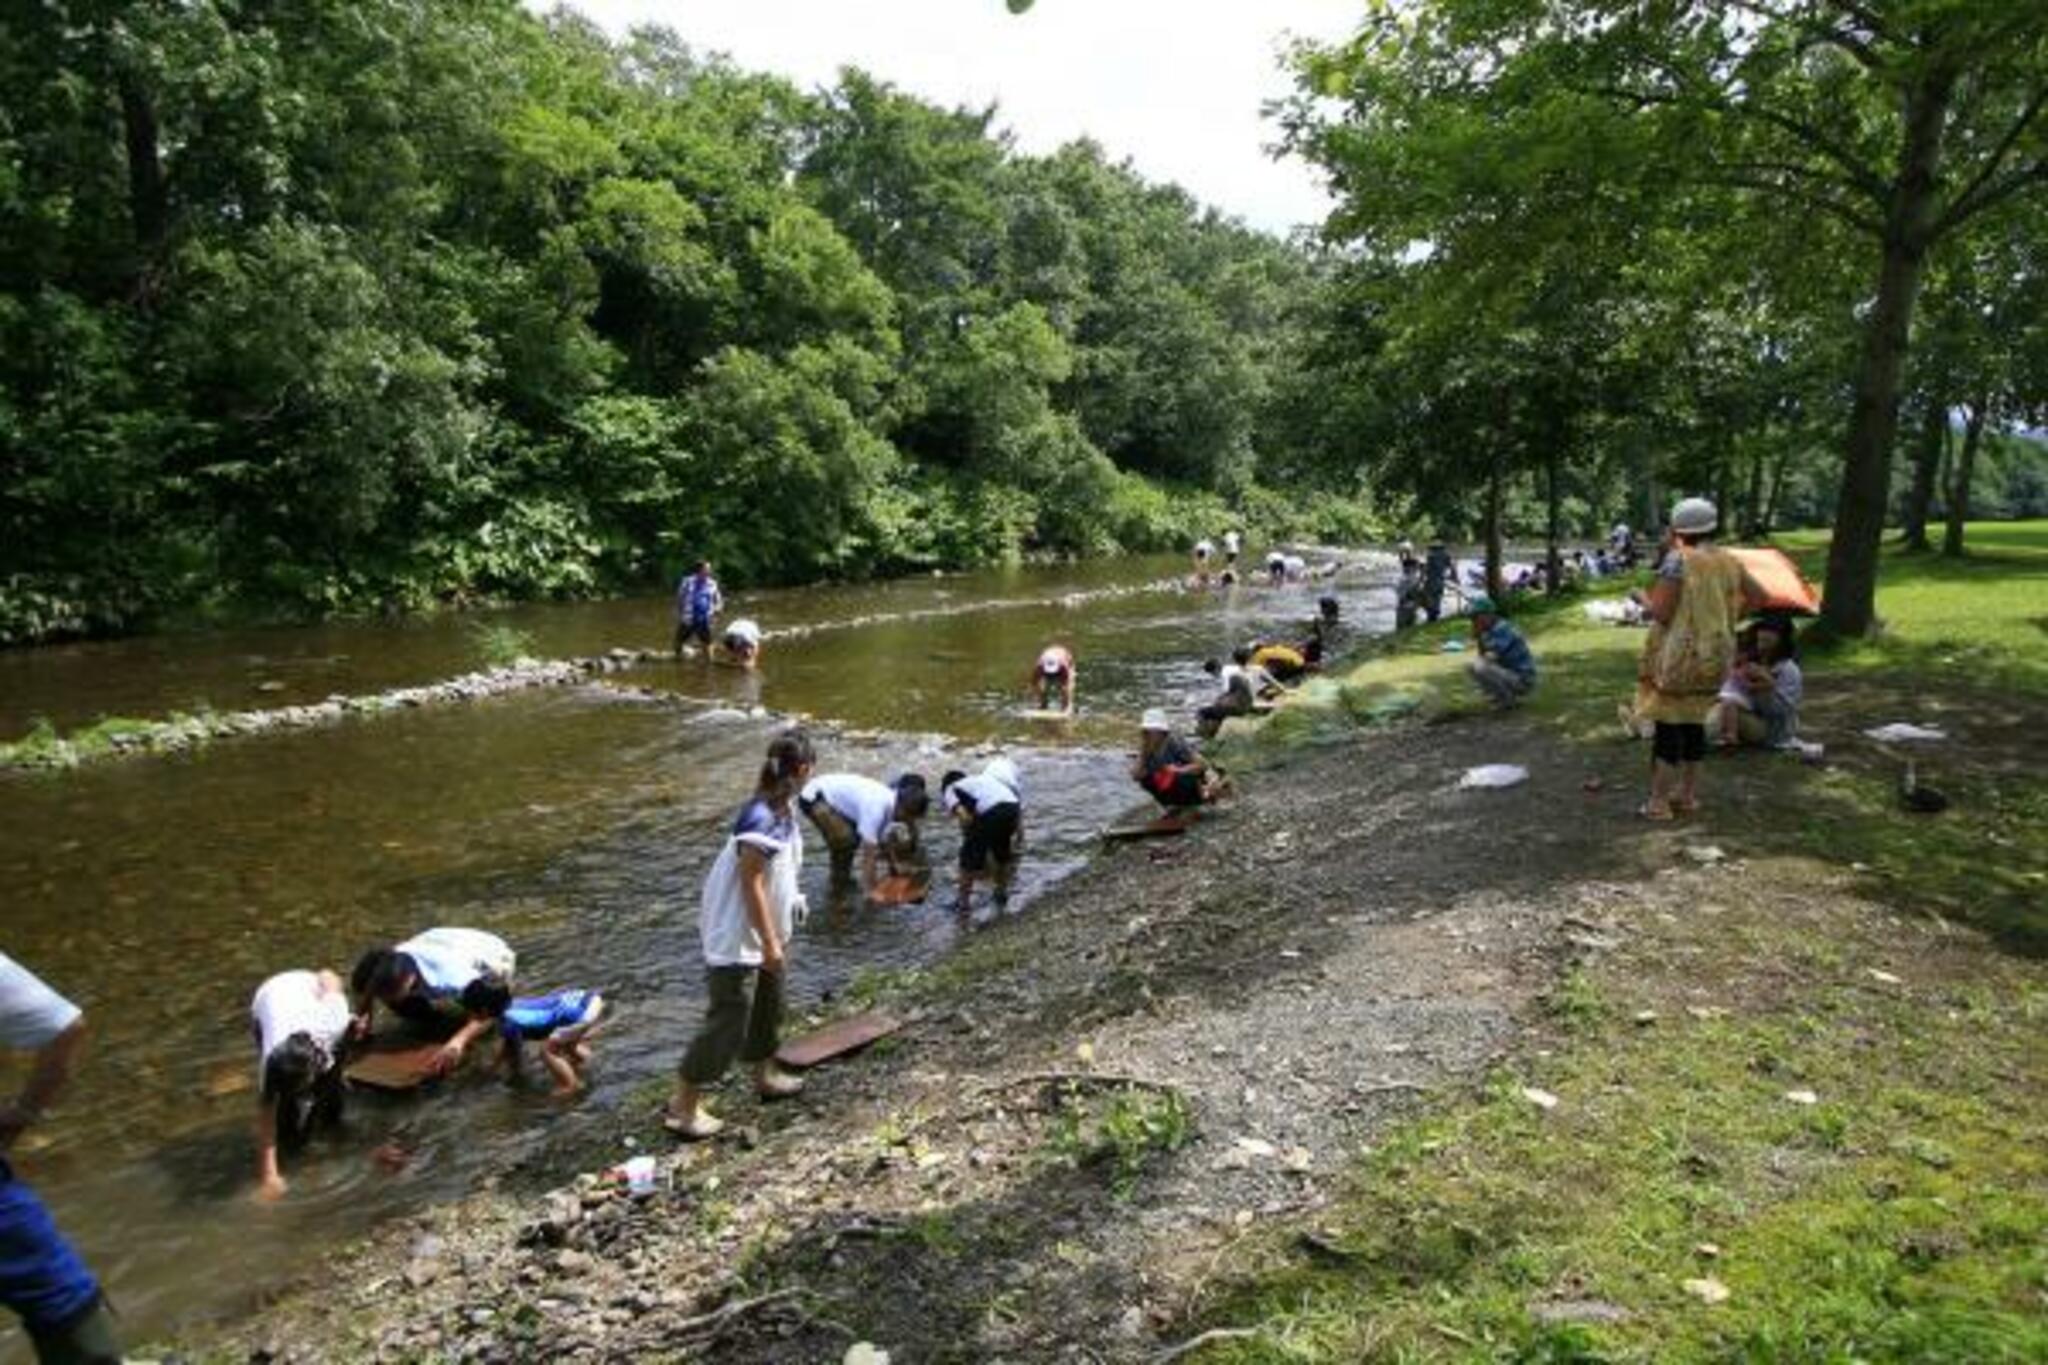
[1468,594,1498,616]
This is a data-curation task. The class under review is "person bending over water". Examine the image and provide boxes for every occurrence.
[350,927,516,1076]
[941,758,1023,913]
[1196,649,1290,738]
[460,980,607,1098]
[1032,644,1076,713]
[1133,710,1230,811]
[799,772,929,900]
[249,967,354,1201]
[718,617,763,669]
[667,730,815,1140]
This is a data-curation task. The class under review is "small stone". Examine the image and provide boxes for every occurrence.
[554,1249,594,1276]
[1684,845,1726,865]
[1682,1277,1730,1305]
[1866,968,1902,985]
[844,1344,892,1365]
[1784,1089,1819,1106]
[1632,1010,1659,1026]
[1695,1242,1722,1259]
[1283,1146,1314,1173]
[1521,1087,1560,1111]
[1234,1137,1277,1159]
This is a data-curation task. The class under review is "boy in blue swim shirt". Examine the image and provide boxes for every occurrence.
[462,982,606,1097]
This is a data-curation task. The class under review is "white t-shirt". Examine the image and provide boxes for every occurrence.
[1223,531,1241,555]
[1038,647,1072,676]
[397,928,515,998]
[1219,664,1274,700]
[1193,539,1214,559]
[700,798,804,968]
[945,769,1020,815]
[250,970,353,1086]
[0,951,82,1051]
[725,618,762,647]
[801,773,897,845]
[1283,554,1307,577]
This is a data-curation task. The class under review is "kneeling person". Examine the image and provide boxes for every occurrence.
[799,772,929,900]
[250,968,354,1201]
[461,980,606,1098]
[350,927,516,1076]
[1465,596,1538,708]
[720,617,763,669]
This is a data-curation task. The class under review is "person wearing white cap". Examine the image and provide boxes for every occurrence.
[939,759,1024,912]
[719,617,763,669]
[1031,644,1076,714]
[1637,497,1761,820]
[1131,709,1230,811]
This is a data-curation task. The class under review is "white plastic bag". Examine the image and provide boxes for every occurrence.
[1458,764,1529,790]
[1862,723,1947,743]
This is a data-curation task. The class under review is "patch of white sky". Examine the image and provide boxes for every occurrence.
[536,0,1366,236]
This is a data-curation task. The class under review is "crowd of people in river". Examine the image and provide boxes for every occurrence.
[0,500,1815,1362]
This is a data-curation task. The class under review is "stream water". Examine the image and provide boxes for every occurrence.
[0,551,1395,1356]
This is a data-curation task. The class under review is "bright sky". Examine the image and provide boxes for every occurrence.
[546,0,1362,235]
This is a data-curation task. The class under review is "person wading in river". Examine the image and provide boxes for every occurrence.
[249,967,354,1201]
[940,757,1023,913]
[666,730,815,1140]
[1,952,123,1365]
[349,927,516,1076]
[673,560,723,657]
[798,771,929,902]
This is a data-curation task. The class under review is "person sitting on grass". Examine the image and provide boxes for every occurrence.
[798,771,929,901]
[1132,709,1231,812]
[460,980,606,1098]
[940,758,1023,914]
[1465,595,1538,709]
[249,967,354,1201]
[1708,614,1804,751]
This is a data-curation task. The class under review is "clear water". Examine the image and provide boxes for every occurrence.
[0,553,1394,1354]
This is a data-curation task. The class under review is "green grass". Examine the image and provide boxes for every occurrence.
[1178,522,2048,1362]
[1197,905,2048,1363]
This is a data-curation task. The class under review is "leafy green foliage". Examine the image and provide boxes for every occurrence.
[0,5,1324,642]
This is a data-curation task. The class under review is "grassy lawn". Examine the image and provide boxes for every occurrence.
[1184,522,2048,1363]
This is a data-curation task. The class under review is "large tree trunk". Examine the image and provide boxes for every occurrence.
[1942,398,1986,557]
[1820,71,1955,637]
[1743,446,1766,539]
[1544,450,1563,594]
[1761,449,1792,536]
[118,71,169,260]
[1900,395,1946,550]
[1484,454,1505,602]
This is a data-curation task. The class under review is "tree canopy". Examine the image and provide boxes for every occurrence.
[0,1,1351,643]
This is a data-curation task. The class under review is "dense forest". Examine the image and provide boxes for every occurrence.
[0,0,1375,645]
[4,0,2046,646]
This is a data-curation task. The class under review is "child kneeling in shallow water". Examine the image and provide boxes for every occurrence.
[461,980,607,1097]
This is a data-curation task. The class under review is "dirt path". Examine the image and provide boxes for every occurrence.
[204,699,1988,1363]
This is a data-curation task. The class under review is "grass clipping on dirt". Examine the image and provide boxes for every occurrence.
[1184,523,2048,1362]
[1197,882,2048,1362]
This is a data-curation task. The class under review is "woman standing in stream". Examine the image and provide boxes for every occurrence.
[665,729,815,1140]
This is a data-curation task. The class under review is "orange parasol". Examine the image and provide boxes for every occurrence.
[1727,546,1821,616]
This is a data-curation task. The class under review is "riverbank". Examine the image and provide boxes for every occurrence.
[177,528,2046,1363]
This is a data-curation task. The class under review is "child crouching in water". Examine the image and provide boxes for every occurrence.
[461,980,607,1097]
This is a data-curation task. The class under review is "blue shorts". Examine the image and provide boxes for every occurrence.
[0,1164,101,1334]
[500,990,601,1043]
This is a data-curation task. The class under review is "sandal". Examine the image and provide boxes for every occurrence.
[1637,800,1675,822]
[755,1065,805,1101]
[662,1107,724,1140]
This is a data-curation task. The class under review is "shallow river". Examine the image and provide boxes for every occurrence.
[0,552,1394,1355]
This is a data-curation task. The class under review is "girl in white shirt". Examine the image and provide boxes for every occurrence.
[665,730,816,1140]
[249,968,354,1200]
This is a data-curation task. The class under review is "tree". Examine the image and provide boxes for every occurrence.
[1293,1,2048,636]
